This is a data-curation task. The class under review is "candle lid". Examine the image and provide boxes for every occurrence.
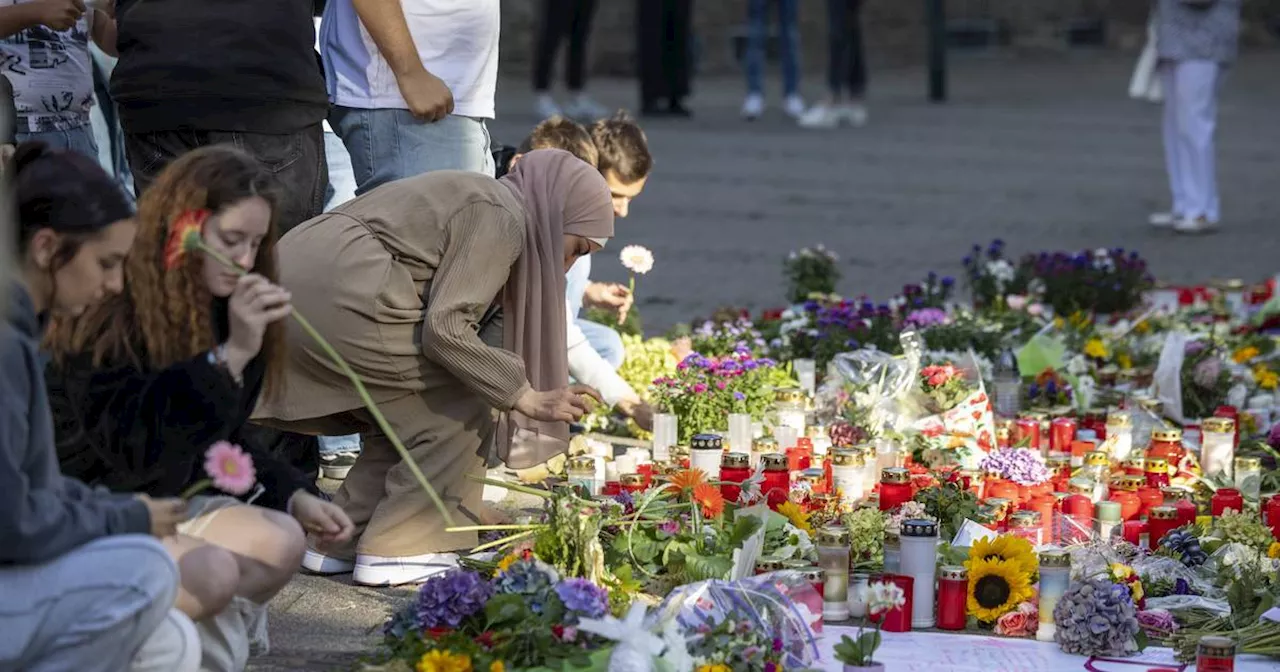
[1038,548,1071,568]
[1151,428,1182,443]
[1096,500,1122,522]
[939,565,968,581]
[1122,457,1146,471]
[1009,511,1041,527]
[1019,411,1048,421]
[1067,478,1094,495]
[691,434,723,451]
[1197,636,1236,658]
[1144,457,1169,472]
[1046,455,1071,469]
[974,506,1000,524]
[817,525,852,546]
[831,449,863,467]
[755,556,783,571]
[672,445,690,459]
[722,452,749,468]
[1106,411,1132,427]
[1085,451,1110,467]
[1234,456,1261,470]
[779,559,811,570]
[568,455,596,471]
[761,452,788,471]
[797,566,824,583]
[620,473,644,486]
[1149,505,1179,520]
[1161,486,1192,502]
[1202,417,1235,433]
[774,387,805,404]
[752,437,778,453]
[901,519,938,537]
[881,467,911,484]
[799,468,825,484]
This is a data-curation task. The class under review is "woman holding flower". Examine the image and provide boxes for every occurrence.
[44,146,354,670]
[253,149,614,586]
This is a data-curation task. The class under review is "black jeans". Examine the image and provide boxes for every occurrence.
[533,0,599,91]
[637,0,693,107]
[123,123,329,234]
[827,0,867,98]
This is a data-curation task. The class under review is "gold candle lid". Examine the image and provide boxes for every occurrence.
[672,445,691,460]
[1113,475,1144,491]
[753,437,779,453]
[1009,510,1041,527]
[881,467,911,484]
[1234,456,1261,470]
[1122,457,1146,471]
[774,387,805,405]
[799,468,825,484]
[830,449,863,467]
[1197,636,1237,658]
[1149,505,1179,520]
[1085,451,1110,467]
[722,452,749,469]
[1202,417,1236,434]
[620,473,645,486]
[817,525,851,546]
[1106,411,1132,428]
[1151,428,1183,443]
[1161,486,1192,502]
[691,434,724,451]
[1046,456,1071,470]
[1038,548,1071,568]
[1019,411,1048,422]
[984,497,1013,515]
[1067,478,1094,495]
[568,455,596,472]
[1145,457,1169,473]
[761,452,788,472]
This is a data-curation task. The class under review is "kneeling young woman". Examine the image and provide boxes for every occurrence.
[44,146,354,670]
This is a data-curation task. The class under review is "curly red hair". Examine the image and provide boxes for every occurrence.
[47,145,288,401]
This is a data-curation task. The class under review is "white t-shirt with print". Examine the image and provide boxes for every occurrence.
[319,0,499,118]
[0,0,95,132]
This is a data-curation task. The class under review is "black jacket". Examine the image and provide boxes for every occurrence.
[110,0,329,134]
[48,299,318,511]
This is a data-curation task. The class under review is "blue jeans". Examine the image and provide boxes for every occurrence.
[331,108,495,194]
[18,124,98,160]
[87,44,135,203]
[745,0,800,96]
[0,535,179,671]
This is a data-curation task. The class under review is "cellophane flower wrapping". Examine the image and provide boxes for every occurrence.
[644,572,822,669]
[816,345,921,435]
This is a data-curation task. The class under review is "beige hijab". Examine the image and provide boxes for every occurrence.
[497,149,614,468]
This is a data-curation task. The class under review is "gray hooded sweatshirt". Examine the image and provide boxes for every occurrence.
[0,283,150,565]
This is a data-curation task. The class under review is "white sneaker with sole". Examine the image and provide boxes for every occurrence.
[798,104,841,129]
[843,103,869,127]
[1149,212,1181,228]
[302,548,356,575]
[319,451,358,480]
[741,93,764,120]
[353,552,459,586]
[535,94,562,120]
[1173,216,1219,235]
[783,94,806,119]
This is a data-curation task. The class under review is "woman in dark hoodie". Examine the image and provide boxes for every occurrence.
[0,142,186,670]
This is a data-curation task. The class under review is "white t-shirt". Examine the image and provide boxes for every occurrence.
[320,0,499,118]
[0,1,95,132]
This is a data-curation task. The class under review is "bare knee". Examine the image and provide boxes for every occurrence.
[255,509,306,589]
[178,545,240,617]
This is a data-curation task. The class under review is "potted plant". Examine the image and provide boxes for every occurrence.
[832,580,906,671]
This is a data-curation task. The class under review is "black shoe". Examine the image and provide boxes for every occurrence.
[667,100,692,117]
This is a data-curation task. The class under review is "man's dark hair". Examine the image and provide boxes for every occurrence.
[518,116,598,168]
[590,111,652,185]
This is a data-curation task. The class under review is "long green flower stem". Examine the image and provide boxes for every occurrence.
[194,240,452,524]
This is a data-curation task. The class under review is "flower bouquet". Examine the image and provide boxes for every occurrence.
[1019,247,1153,317]
[909,360,996,469]
[978,449,1051,488]
[962,239,1033,310]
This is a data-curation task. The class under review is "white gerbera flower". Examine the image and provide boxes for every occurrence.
[619,245,654,274]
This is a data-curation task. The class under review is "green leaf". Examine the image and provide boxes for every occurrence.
[484,593,529,628]
[1135,629,1150,652]
[724,514,763,549]
[859,629,881,656]
[684,552,734,581]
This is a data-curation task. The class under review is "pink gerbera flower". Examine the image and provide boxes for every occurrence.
[203,441,256,495]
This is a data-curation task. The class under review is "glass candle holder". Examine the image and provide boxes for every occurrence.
[1200,417,1236,481]
[619,473,645,494]
[1148,505,1180,550]
[727,413,753,454]
[773,425,799,452]
[848,573,870,618]
[773,387,807,434]
[1049,417,1077,455]
[720,452,750,502]
[882,533,901,574]
[830,449,865,508]
[651,412,678,463]
[1095,500,1122,542]
[879,467,913,512]
[567,456,599,496]
[1234,457,1262,500]
[761,453,790,510]
[936,565,968,631]
[1036,548,1071,642]
[899,519,939,629]
[1106,411,1134,462]
[1211,488,1245,517]
[817,526,851,622]
[794,358,818,397]
[750,437,778,470]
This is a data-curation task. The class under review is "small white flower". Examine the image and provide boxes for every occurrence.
[866,581,906,614]
[619,245,655,275]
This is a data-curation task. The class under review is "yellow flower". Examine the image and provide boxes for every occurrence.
[1253,365,1279,391]
[1053,317,1065,330]
[1084,338,1109,360]
[1233,346,1261,364]
[495,553,520,575]
[1117,353,1133,370]
[969,535,1037,577]
[776,501,813,535]
[1109,563,1133,581]
[696,665,732,672]
[1269,542,1280,560]
[1134,320,1151,335]
[489,662,505,672]
[966,557,1034,623]
[416,650,472,672]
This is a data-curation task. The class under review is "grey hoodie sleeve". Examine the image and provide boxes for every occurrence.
[0,335,151,564]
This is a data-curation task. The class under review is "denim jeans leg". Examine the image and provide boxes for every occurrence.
[318,434,361,456]
[323,129,358,211]
[333,108,493,195]
[565,256,592,319]
[744,0,767,94]
[576,318,626,370]
[17,125,98,160]
[778,0,801,96]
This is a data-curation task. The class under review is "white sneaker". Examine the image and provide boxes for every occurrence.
[1149,212,1181,227]
[843,103,869,127]
[535,94,562,120]
[783,94,806,119]
[741,93,765,120]
[564,93,609,120]
[1173,215,1219,235]
[353,552,459,586]
[319,451,358,480]
[301,548,355,575]
[798,104,841,129]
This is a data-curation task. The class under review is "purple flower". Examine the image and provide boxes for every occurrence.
[979,448,1050,486]
[903,308,948,330]
[555,578,609,621]
[733,391,746,401]
[659,520,680,535]
[415,569,493,629]
[1193,357,1223,388]
[1137,610,1178,639]
[693,383,709,394]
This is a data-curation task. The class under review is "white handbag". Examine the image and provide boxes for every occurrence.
[1128,18,1163,103]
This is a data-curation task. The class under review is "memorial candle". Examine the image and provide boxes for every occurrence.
[1148,505,1180,550]
[761,453,790,509]
[899,519,939,629]
[1036,548,1071,642]
[936,566,968,631]
[689,433,723,480]
[879,467,913,511]
[719,452,750,503]
[817,526,851,622]
[1200,417,1236,481]
[830,449,865,508]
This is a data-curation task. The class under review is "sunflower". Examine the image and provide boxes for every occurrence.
[669,468,708,493]
[968,535,1037,577]
[776,501,812,535]
[692,483,725,519]
[966,557,1034,622]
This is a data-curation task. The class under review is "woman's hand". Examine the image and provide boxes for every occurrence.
[288,491,355,544]
[617,398,654,431]
[514,384,603,423]
[223,274,292,376]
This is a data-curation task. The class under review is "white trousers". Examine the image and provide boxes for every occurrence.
[1161,60,1221,222]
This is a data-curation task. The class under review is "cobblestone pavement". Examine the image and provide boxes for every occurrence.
[253,51,1280,670]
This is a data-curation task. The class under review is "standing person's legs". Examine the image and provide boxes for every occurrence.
[845,0,867,101]
[663,0,694,111]
[533,0,569,93]
[565,0,600,94]
[1159,61,1186,221]
[88,45,135,201]
[0,536,178,672]
[826,0,847,100]
[637,0,666,110]
[324,126,359,210]
[744,0,768,97]
[333,107,494,195]
[1172,60,1220,225]
[778,0,802,99]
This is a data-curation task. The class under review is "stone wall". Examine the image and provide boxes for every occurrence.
[498,0,1280,76]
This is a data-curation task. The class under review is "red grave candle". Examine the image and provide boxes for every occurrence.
[636,462,654,487]
[1122,519,1150,549]
[1144,457,1171,490]
[869,573,914,633]
[760,453,790,510]
[1162,487,1197,528]
[719,452,751,503]
[619,473,646,495]
[878,468,913,512]
[936,566,968,631]
[1266,495,1280,540]
[1014,418,1041,451]
[1061,492,1094,544]
[1211,488,1245,518]
[1136,486,1165,519]
[1109,491,1142,522]
[1049,417,1077,454]
[1147,505,1180,550]
[787,438,813,472]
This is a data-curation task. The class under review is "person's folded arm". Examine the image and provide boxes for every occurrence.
[421,203,531,410]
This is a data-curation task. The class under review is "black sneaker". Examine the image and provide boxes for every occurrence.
[320,452,358,480]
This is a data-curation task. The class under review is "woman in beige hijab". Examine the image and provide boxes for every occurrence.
[256,150,614,586]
